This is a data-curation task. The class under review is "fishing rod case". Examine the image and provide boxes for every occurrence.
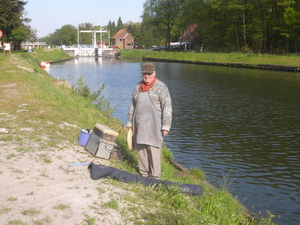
[88,162,204,196]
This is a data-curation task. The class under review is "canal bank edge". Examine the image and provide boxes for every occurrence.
[45,51,275,223]
[143,57,300,73]
[0,51,274,224]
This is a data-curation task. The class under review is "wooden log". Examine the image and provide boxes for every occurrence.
[170,159,189,171]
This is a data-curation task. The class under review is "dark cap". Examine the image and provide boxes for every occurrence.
[141,62,155,74]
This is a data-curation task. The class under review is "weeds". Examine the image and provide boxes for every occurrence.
[96,187,105,194]
[38,154,52,164]
[11,168,24,174]
[6,153,17,159]
[32,216,53,225]
[83,215,96,225]
[74,77,112,113]
[39,168,48,177]
[105,199,119,210]
[7,197,17,201]
[7,220,27,225]
[21,208,41,216]
[53,204,70,210]
[15,146,31,153]
[0,207,12,214]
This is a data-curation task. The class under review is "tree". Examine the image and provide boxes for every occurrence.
[11,25,30,49]
[138,2,160,48]
[180,0,205,50]
[116,17,124,31]
[42,25,77,46]
[59,24,77,46]
[0,0,30,49]
[277,0,300,52]
[146,0,183,48]
[124,21,141,37]
[107,20,117,37]
[79,23,94,46]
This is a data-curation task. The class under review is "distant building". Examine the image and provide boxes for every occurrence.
[21,42,46,49]
[111,29,134,49]
[170,25,198,50]
[180,24,198,43]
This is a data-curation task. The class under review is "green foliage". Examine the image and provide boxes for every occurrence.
[105,199,119,210]
[107,20,118,41]
[162,144,173,161]
[0,0,30,49]
[84,215,96,225]
[42,24,77,46]
[74,77,112,113]
[11,25,30,43]
[190,168,206,181]
[58,24,77,46]
[0,207,12,214]
[7,220,27,225]
[124,21,141,38]
[143,0,183,48]
[7,0,299,54]
[78,23,94,46]
[137,0,300,53]
[117,17,124,31]
[137,182,269,225]
[21,208,41,216]
[53,204,70,210]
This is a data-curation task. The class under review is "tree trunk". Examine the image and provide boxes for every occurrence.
[234,19,240,51]
[243,8,247,46]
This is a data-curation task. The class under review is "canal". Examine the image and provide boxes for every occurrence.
[47,57,300,225]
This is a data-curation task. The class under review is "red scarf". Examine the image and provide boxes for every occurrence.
[139,76,156,92]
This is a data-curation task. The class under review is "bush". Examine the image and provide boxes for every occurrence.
[74,76,112,113]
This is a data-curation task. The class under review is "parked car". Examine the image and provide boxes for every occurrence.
[152,46,166,51]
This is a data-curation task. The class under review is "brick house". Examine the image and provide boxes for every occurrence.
[170,25,198,50]
[111,29,134,49]
[179,24,198,50]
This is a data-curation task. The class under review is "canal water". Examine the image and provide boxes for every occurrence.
[47,57,300,225]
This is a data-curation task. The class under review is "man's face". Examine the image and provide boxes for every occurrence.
[142,72,155,85]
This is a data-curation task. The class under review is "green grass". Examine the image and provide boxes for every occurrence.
[120,49,300,67]
[7,197,18,201]
[21,208,41,216]
[105,199,119,210]
[7,220,27,225]
[20,49,73,65]
[53,204,70,210]
[0,207,12,214]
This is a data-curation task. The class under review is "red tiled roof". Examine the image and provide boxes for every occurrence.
[112,29,126,39]
[179,24,198,41]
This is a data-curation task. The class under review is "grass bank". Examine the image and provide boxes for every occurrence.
[119,49,300,68]
[0,49,274,224]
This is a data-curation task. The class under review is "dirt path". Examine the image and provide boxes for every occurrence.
[0,55,137,225]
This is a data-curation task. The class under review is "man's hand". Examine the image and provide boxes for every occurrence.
[162,130,169,137]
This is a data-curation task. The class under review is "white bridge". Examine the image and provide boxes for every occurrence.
[63,28,115,57]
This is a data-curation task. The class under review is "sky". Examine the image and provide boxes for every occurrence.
[24,0,144,37]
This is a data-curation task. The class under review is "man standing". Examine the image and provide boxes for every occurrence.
[127,62,172,179]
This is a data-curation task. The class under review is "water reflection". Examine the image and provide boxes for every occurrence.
[48,58,300,225]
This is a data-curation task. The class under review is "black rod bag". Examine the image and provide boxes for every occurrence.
[88,162,204,196]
